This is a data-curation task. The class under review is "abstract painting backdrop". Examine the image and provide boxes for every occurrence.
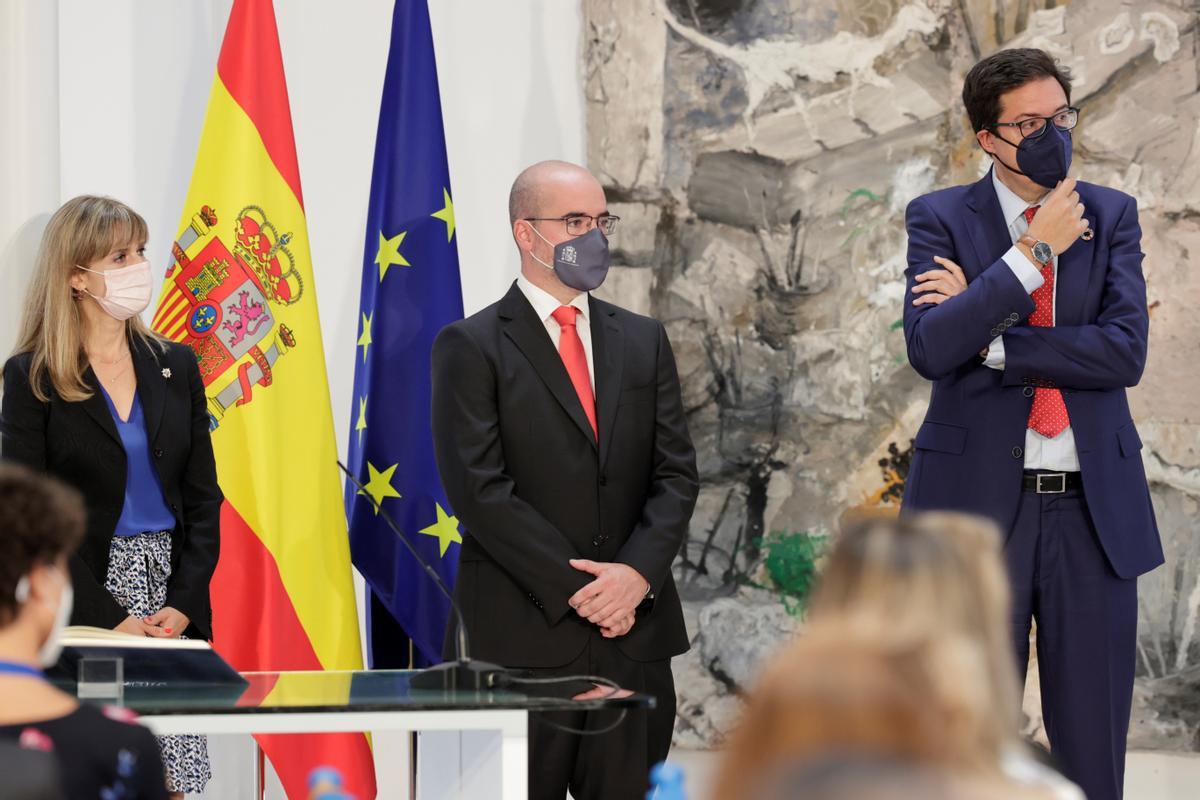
[582,0,1200,751]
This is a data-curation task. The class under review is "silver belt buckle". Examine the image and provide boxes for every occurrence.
[1036,473,1067,494]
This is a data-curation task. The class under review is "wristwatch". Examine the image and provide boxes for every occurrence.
[1018,234,1054,266]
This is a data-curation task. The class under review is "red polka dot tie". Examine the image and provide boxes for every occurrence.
[551,306,597,440]
[1024,206,1070,438]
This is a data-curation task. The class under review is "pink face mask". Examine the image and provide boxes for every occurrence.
[77,260,153,321]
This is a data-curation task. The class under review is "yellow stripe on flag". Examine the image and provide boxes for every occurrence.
[175,75,361,672]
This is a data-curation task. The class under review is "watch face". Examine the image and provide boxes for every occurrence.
[1033,242,1053,264]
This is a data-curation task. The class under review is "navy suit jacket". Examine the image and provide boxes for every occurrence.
[900,169,1163,579]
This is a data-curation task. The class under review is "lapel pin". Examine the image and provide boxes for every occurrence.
[1081,228,1094,241]
[162,368,172,379]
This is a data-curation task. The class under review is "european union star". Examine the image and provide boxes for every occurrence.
[344,0,465,668]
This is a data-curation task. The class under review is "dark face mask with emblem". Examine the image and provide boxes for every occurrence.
[529,226,611,292]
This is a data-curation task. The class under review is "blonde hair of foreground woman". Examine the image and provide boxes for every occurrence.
[710,513,1045,800]
[745,756,1050,800]
[710,622,1023,800]
[7,195,161,402]
[809,511,1022,747]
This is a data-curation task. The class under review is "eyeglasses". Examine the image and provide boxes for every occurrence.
[991,107,1079,140]
[523,214,620,237]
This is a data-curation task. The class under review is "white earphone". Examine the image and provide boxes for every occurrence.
[14,575,31,604]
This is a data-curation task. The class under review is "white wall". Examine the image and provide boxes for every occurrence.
[8,0,586,454]
[0,0,60,353]
[1,1,585,797]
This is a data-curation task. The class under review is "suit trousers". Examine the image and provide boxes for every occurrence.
[1005,480,1138,800]
[524,633,675,800]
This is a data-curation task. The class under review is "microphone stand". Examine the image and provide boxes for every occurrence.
[338,461,504,691]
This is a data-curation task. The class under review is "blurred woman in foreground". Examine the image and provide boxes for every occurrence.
[712,512,1082,800]
[0,462,168,798]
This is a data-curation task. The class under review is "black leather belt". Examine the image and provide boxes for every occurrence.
[1022,471,1082,493]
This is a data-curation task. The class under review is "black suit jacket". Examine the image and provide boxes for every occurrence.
[431,282,698,668]
[1,338,222,639]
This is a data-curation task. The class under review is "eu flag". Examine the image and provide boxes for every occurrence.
[346,0,463,667]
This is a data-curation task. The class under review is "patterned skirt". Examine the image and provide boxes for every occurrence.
[105,531,212,794]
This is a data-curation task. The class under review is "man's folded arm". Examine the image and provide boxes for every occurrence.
[903,197,1036,380]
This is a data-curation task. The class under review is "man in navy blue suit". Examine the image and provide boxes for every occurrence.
[900,48,1163,799]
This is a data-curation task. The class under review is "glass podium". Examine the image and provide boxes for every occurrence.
[51,668,652,799]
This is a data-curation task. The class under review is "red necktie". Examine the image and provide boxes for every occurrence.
[551,306,597,439]
[1023,206,1070,438]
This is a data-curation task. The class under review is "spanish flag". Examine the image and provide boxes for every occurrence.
[151,0,376,796]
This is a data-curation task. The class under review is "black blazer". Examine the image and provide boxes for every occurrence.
[431,282,699,668]
[1,338,222,639]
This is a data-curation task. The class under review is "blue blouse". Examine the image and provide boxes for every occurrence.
[99,387,176,537]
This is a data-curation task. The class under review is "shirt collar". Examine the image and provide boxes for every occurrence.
[991,167,1050,229]
[516,273,589,324]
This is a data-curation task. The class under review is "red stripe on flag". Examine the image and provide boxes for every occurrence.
[236,672,281,708]
[214,502,376,799]
[152,302,176,329]
[163,324,188,343]
[159,308,188,336]
[215,0,305,209]
[153,292,188,330]
[255,730,376,800]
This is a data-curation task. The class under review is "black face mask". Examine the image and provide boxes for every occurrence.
[992,124,1073,188]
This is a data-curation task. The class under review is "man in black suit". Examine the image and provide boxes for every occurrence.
[431,160,698,800]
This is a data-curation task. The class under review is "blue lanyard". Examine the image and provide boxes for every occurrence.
[0,660,44,680]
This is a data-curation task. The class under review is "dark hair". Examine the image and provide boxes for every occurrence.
[0,463,86,625]
[962,48,1073,133]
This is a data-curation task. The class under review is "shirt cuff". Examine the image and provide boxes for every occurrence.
[983,336,1005,370]
[1002,245,1045,294]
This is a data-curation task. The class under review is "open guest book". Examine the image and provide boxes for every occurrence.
[49,626,247,689]
[61,626,214,648]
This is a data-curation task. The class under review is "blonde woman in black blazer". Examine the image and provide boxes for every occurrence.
[0,196,221,798]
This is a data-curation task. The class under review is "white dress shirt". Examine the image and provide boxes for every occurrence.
[516,274,595,392]
[985,170,1080,472]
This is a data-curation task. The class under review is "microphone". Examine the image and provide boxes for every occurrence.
[338,460,504,691]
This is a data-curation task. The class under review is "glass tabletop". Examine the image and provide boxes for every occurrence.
[49,669,653,717]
